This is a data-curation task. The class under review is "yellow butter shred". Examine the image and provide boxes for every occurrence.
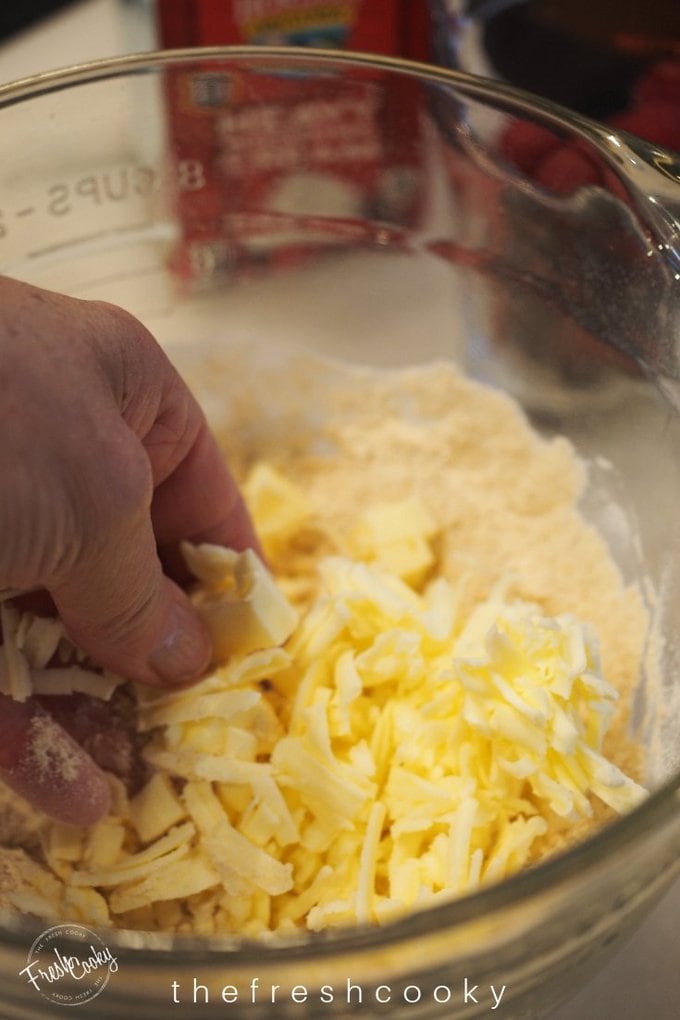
[0,444,648,934]
[11,482,647,937]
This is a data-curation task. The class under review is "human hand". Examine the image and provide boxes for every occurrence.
[0,276,258,826]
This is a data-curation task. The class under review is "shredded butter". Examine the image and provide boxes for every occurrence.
[0,358,649,936]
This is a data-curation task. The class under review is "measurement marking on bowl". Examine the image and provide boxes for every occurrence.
[0,158,206,246]
[26,222,157,261]
[26,231,122,260]
[70,266,167,294]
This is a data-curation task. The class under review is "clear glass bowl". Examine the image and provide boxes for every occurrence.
[0,47,679,1019]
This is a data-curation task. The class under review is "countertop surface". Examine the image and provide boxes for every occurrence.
[0,2,678,1018]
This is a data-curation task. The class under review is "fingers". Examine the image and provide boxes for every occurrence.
[0,694,110,826]
[49,490,212,688]
[39,297,257,688]
[151,419,261,554]
[59,309,259,684]
[0,279,257,828]
[0,286,258,693]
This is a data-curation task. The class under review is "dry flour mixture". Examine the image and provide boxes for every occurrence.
[0,347,648,934]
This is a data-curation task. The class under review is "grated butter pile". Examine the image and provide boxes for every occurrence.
[0,357,649,934]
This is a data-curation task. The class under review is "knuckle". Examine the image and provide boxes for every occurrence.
[104,430,153,513]
[145,385,199,479]
[86,299,159,396]
[87,298,149,339]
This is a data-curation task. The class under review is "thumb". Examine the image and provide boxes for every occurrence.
[50,478,212,688]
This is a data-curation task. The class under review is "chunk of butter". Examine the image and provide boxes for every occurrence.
[350,496,439,587]
[182,544,298,660]
[17,482,645,936]
[128,772,187,845]
[243,462,311,554]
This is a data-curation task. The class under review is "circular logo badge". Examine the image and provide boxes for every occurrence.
[20,924,118,1007]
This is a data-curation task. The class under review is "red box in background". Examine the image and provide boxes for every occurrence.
[157,1,430,60]
[156,1,433,286]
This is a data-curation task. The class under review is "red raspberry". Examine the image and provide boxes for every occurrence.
[611,100,680,151]
[499,119,563,174]
[633,58,680,105]
[534,143,605,195]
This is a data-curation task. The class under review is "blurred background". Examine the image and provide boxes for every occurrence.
[1,1,677,155]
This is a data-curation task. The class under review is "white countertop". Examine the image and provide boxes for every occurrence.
[0,3,678,1018]
[0,0,156,83]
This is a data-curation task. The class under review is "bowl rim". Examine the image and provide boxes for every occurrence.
[0,42,639,145]
[1,45,676,264]
[0,45,678,958]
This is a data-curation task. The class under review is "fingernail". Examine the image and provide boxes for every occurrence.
[148,598,212,686]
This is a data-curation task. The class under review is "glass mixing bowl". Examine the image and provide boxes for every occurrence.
[0,47,679,1019]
